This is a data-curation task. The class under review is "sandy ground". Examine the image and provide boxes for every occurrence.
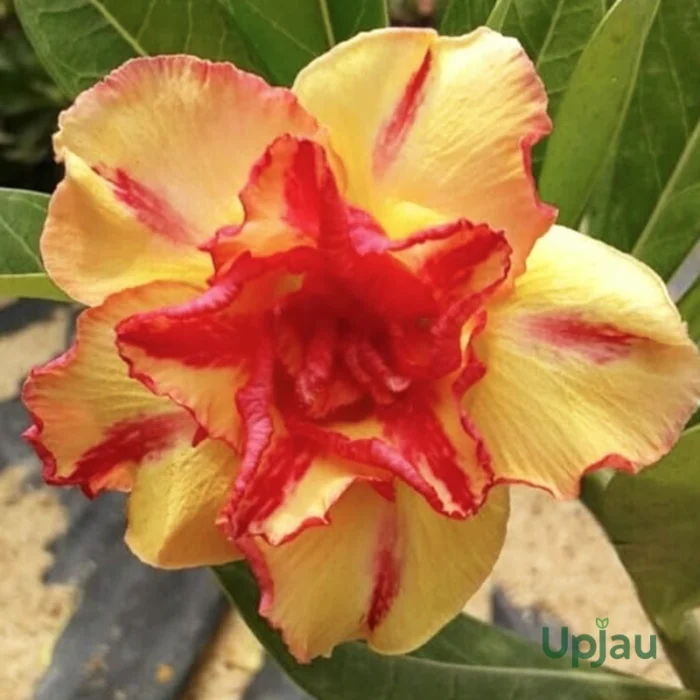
[0,465,76,699]
[183,614,263,699]
[0,462,265,700]
[0,304,68,402]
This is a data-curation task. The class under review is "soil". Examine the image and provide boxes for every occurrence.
[0,465,76,700]
[0,304,68,401]
[184,613,263,699]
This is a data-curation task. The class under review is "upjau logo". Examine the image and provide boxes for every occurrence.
[541,618,657,668]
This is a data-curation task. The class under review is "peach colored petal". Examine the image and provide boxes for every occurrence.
[46,55,322,304]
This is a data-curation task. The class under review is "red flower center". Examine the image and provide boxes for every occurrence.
[192,138,516,442]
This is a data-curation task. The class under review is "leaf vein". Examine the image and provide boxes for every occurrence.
[535,0,566,70]
[237,0,319,57]
[86,0,148,56]
[0,213,41,269]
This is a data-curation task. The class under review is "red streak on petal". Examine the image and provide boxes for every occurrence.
[371,480,396,502]
[300,155,439,321]
[228,436,315,542]
[421,224,509,298]
[232,333,276,497]
[117,282,259,368]
[373,49,432,177]
[388,223,511,382]
[72,412,192,488]
[526,313,639,364]
[294,420,448,515]
[367,511,400,630]
[296,319,337,407]
[283,139,324,236]
[452,311,495,487]
[378,392,478,517]
[93,165,196,244]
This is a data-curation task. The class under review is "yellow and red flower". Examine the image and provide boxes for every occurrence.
[22,28,700,661]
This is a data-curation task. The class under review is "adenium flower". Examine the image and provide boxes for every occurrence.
[23,27,700,661]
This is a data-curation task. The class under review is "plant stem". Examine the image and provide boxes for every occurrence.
[580,472,700,692]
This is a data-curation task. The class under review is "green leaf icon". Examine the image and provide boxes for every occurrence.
[596,617,610,629]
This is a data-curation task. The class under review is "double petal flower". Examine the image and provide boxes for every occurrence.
[23,28,700,661]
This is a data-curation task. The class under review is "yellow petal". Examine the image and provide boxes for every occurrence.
[23,281,197,488]
[126,437,241,569]
[466,225,700,497]
[46,55,321,304]
[42,153,212,306]
[22,281,239,567]
[369,484,508,654]
[242,481,508,661]
[117,273,286,448]
[306,377,494,518]
[243,457,359,546]
[242,483,386,661]
[225,431,388,547]
[294,27,554,279]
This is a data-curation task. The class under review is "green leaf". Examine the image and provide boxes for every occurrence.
[441,0,605,172]
[486,0,606,179]
[439,0,498,34]
[326,0,388,43]
[488,0,606,120]
[679,276,700,344]
[0,187,48,272]
[602,426,700,639]
[587,0,700,280]
[0,188,69,300]
[218,0,388,86]
[486,0,512,31]
[679,275,700,430]
[486,0,605,175]
[687,408,700,431]
[216,0,331,86]
[0,272,68,300]
[16,0,389,96]
[214,562,693,700]
[539,0,660,227]
[15,0,267,97]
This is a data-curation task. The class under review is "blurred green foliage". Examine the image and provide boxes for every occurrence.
[0,0,64,190]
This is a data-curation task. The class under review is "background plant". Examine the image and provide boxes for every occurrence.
[0,0,63,191]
